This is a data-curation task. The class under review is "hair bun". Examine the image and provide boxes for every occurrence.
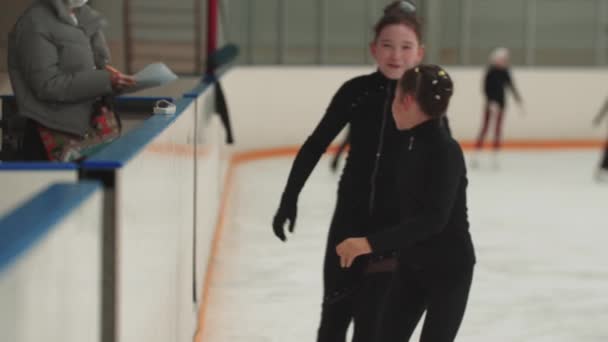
[383,1,417,16]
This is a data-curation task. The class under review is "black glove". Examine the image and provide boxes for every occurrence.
[272,198,297,242]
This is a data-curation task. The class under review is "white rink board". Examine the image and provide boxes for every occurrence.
[0,185,103,342]
[223,66,608,152]
[0,170,77,217]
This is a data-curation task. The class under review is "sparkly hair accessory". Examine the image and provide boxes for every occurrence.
[434,68,451,99]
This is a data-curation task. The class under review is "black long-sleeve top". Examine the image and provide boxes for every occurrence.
[281,71,402,232]
[367,118,476,269]
[484,65,521,107]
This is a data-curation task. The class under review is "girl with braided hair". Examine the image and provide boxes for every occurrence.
[338,64,476,341]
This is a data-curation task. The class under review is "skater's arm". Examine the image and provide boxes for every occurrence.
[505,70,522,104]
[367,143,465,253]
[593,98,608,126]
[273,83,352,241]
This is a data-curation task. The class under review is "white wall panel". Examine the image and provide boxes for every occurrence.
[0,170,77,217]
[0,187,103,342]
[223,66,608,152]
[115,103,196,342]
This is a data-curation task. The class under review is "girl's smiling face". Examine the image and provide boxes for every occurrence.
[370,23,424,80]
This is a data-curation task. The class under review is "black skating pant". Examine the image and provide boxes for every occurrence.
[316,194,399,342]
[375,263,474,342]
[317,272,393,342]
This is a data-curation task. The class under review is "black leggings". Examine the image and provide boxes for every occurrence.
[475,101,505,150]
[317,194,399,342]
[376,264,474,342]
[317,273,393,342]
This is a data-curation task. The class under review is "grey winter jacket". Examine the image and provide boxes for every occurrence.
[7,0,114,136]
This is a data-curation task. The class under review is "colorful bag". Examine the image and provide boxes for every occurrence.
[37,99,121,162]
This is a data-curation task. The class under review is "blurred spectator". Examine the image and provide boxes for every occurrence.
[8,0,135,161]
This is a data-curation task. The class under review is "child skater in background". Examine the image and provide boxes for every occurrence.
[471,47,524,169]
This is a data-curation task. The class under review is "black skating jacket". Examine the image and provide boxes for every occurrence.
[367,118,476,270]
[484,66,521,107]
[281,71,402,231]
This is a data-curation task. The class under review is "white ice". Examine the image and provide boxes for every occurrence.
[202,150,608,342]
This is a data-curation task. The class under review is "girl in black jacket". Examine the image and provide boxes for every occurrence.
[272,2,449,341]
[337,64,476,341]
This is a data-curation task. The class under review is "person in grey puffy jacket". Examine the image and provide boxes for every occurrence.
[8,0,135,160]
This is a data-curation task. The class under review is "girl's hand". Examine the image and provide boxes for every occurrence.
[336,237,372,268]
